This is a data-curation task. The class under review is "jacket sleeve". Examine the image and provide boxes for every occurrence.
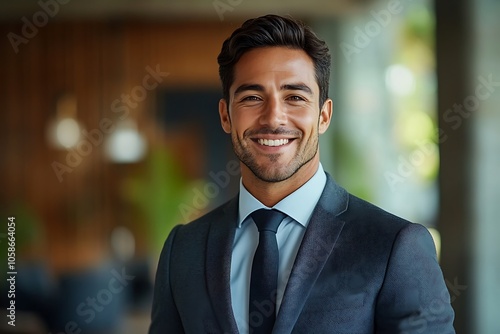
[149,225,184,334]
[375,223,455,333]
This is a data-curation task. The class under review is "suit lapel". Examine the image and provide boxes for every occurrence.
[206,196,240,333]
[274,174,349,333]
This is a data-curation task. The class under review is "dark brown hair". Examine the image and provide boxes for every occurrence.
[217,14,331,107]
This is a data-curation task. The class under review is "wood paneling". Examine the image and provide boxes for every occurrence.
[0,20,235,272]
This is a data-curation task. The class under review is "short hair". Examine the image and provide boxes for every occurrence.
[217,14,331,107]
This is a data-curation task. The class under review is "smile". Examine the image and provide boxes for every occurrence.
[257,138,290,147]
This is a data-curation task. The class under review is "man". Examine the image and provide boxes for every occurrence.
[149,14,455,333]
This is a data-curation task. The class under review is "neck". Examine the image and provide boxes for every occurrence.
[241,155,320,207]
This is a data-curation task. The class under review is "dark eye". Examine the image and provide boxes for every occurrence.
[287,96,305,102]
[241,96,261,101]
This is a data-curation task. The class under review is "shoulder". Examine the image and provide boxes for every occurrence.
[344,194,411,229]
[336,191,434,251]
[315,174,427,244]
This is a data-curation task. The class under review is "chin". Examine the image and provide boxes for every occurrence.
[249,164,300,183]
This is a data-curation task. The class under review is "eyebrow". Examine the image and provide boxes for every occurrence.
[281,83,313,95]
[233,83,313,96]
[234,84,265,96]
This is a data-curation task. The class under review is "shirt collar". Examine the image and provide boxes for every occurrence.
[237,163,327,228]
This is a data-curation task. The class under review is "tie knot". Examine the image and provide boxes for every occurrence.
[251,209,286,234]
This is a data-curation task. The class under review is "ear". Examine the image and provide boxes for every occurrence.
[219,99,231,133]
[318,98,333,134]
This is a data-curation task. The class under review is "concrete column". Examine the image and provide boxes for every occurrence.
[471,1,500,333]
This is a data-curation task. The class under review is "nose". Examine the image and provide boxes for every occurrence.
[259,97,287,128]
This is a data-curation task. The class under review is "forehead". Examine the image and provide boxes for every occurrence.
[231,47,318,93]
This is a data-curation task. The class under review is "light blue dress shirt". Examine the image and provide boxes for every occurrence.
[230,164,327,333]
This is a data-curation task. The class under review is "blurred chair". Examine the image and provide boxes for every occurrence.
[48,264,127,334]
[125,258,153,312]
[0,262,55,332]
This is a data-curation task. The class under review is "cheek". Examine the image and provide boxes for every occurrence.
[232,113,256,132]
[290,113,318,134]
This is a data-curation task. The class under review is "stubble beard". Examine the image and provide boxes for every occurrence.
[231,131,319,183]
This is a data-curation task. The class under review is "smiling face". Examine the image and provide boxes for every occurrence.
[219,46,332,186]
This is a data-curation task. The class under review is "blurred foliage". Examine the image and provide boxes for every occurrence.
[0,203,44,280]
[121,146,194,255]
[332,0,437,204]
[398,3,439,184]
[403,4,435,47]
[333,130,374,202]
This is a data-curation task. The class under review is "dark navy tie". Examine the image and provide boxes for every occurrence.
[249,209,286,334]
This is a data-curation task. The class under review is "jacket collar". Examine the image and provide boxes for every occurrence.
[273,173,348,333]
[205,173,349,333]
[206,196,240,333]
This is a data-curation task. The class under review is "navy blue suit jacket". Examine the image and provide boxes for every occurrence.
[149,174,455,333]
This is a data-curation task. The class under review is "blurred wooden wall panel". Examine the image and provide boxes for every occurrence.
[0,19,236,273]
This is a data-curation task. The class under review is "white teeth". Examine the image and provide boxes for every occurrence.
[257,139,289,147]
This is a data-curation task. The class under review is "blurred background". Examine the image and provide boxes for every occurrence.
[0,0,498,333]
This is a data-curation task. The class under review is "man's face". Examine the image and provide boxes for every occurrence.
[219,46,332,183]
